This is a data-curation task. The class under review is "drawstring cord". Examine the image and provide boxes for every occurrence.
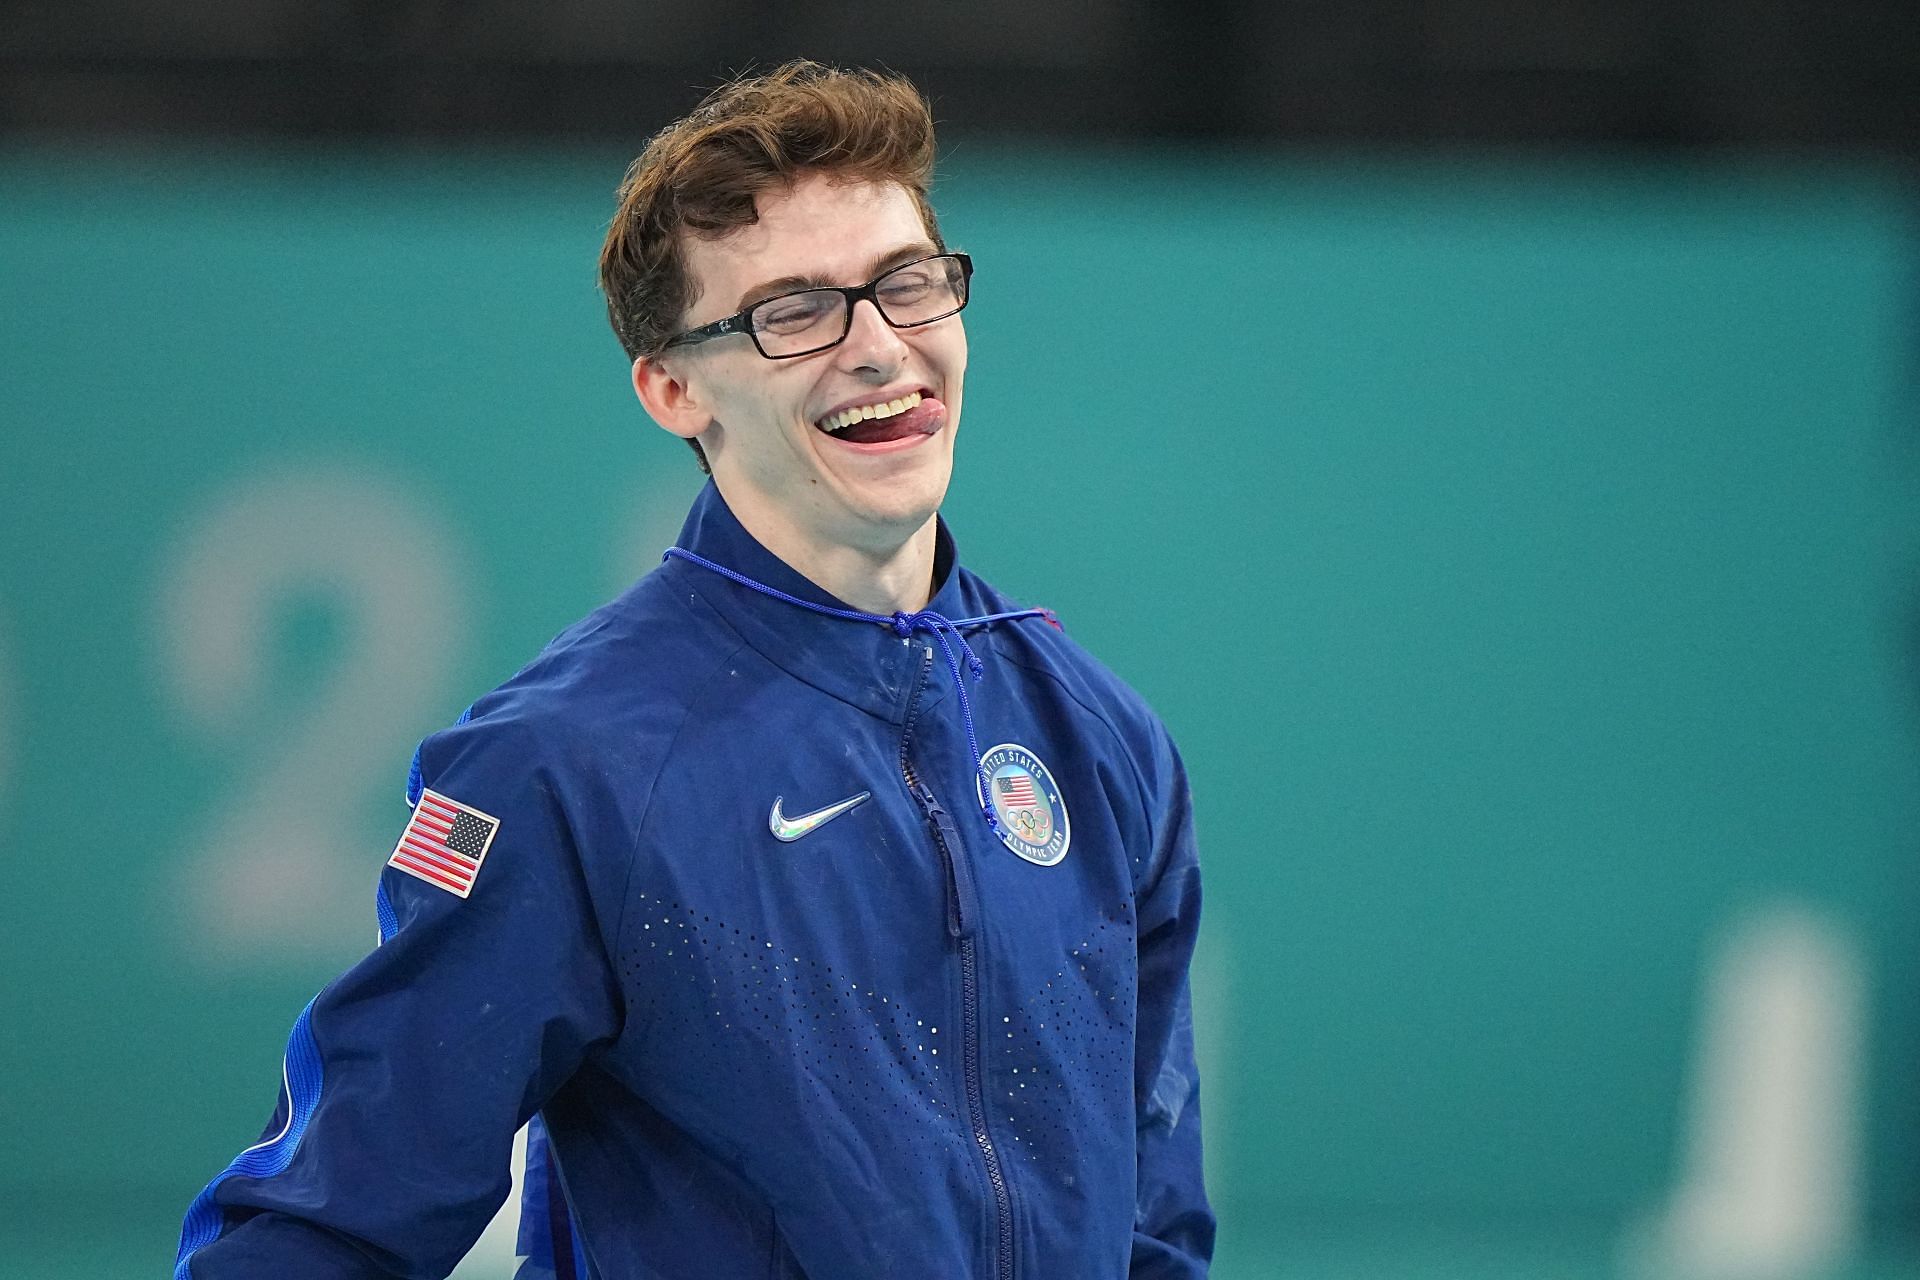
[664,546,1055,834]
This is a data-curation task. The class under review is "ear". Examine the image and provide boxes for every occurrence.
[632,354,712,442]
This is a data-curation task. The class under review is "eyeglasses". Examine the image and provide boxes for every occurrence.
[662,252,973,360]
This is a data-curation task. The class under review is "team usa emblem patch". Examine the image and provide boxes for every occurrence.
[387,788,501,898]
[977,743,1071,866]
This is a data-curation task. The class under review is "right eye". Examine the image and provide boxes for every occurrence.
[756,294,836,334]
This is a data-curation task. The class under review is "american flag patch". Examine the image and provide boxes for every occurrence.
[997,773,1039,808]
[387,788,500,898]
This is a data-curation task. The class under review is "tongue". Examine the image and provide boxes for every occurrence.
[839,416,916,445]
[829,398,942,444]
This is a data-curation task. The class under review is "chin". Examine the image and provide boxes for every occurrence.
[825,436,953,524]
[844,470,948,534]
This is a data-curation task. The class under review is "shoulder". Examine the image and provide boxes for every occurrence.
[961,567,1182,789]
[414,565,747,829]
[962,568,1169,741]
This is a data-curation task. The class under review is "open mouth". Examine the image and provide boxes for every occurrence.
[815,390,942,445]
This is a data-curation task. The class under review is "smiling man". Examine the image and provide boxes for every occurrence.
[176,62,1213,1280]
[630,173,966,611]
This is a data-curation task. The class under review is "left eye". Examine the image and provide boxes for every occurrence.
[878,273,935,303]
[756,295,836,333]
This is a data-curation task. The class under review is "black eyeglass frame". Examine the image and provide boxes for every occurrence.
[660,252,974,361]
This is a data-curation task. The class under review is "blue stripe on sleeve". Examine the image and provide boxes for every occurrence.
[375,880,400,945]
[173,997,326,1279]
[568,1199,591,1280]
[514,1117,593,1280]
[406,743,425,808]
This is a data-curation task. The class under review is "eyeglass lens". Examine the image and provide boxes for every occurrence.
[748,255,968,358]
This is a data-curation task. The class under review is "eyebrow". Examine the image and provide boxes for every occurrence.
[733,242,940,313]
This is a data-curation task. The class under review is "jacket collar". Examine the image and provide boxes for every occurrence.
[662,481,963,721]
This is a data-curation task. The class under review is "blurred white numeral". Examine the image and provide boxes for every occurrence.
[1625,904,1865,1280]
[158,462,469,960]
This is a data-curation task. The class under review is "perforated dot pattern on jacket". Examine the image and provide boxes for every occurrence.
[995,900,1138,1172]
[618,890,976,1170]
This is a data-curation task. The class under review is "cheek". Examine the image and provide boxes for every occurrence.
[710,382,802,435]
[923,326,968,384]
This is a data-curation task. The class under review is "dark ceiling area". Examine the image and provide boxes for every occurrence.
[2,0,1915,154]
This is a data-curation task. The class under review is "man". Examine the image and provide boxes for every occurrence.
[176,61,1213,1279]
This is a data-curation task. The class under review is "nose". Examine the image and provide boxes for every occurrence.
[836,298,909,375]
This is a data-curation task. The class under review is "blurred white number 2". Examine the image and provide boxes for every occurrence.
[157,462,469,961]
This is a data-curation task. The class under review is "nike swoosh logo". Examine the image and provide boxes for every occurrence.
[770,791,872,842]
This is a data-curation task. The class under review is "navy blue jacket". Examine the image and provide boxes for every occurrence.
[177,483,1213,1279]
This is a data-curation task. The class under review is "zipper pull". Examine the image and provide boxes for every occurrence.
[917,784,979,940]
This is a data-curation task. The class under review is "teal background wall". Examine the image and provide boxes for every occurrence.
[2,147,1916,1277]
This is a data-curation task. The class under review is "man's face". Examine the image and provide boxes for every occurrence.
[653,173,967,557]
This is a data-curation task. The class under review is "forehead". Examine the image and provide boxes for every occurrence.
[681,175,932,313]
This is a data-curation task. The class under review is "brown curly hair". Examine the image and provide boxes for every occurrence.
[600,61,945,470]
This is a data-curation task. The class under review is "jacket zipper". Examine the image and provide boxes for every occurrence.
[899,646,1015,1280]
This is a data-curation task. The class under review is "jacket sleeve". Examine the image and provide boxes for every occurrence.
[1129,729,1217,1277]
[174,715,626,1280]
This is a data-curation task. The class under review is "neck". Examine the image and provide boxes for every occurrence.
[721,492,939,615]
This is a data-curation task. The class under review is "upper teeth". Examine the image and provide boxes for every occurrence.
[822,391,922,433]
